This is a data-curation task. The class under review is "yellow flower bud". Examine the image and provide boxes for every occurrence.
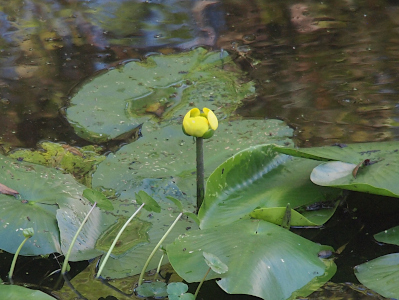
[182,107,218,138]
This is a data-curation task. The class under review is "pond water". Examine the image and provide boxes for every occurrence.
[1,0,399,299]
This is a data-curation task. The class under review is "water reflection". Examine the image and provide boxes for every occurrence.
[0,0,399,150]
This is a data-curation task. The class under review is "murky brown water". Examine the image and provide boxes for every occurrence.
[1,1,399,299]
[2,0,399,150]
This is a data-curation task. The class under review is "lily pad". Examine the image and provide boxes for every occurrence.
[0,284,56,299]
[374,226,399,246]
[94,178,198,279]
[198,144,342,229]
[203,252,228,274]
[167,219,336,300]
[273,142,399,198]
[66,48,255,142]
[0,154,110,259]
[355,253,399,299]
[92,119,293,206]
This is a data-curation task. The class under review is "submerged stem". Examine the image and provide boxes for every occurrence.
[138,212,183,286]
[62,202,97,275]
[96,202,145,279]
[196,137,205,211]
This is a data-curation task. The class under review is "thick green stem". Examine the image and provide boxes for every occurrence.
[196,137,205,211]
[96,202,145,279]
[9,237,30,283]
[194,267,211,299]
[138,212,183,286]
[62,202,97,275]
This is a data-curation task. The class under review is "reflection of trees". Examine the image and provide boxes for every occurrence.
[224,0,399,146]
[0,0,225,149]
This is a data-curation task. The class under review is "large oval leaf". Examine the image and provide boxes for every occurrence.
[167,219,336,300]
[66,48,255,142]
[199,144,342,229]
[93,119,293,206]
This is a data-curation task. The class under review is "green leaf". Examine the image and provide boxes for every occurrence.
[136,190,161,213]
[273,141,399,164]
[274,142,399,198]
[93,119,293,211]
[250,207,318,227]
[166,196,184,212]
[311,161,399,197]
[83,188,114,211]
[203,252,228,274]
[0,284,56,299]
[135,281,168,298]
[355,253,399,299]
[0,155,111,260]
[199,144,342,229]
[94,178,198,279]
[167,282,189,295]
[374,226,399,246]
[167,219,336,300]
[66,48,255,142]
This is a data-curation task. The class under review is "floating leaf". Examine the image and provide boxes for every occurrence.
[0,154,111,259]
[93,120,293,208]
[250,207,318,227]
[135,190,161,213]
[83,188,114,211]
[135,281,168,298]
[203,252,228,274]
[66,48,254,142]
[167,219,336,300]
[199,144,342,229]
[374,226,399,246]
[0,284,56,299]
[274,142,399,198]
[355,253,399,299]
[311,161,399,198]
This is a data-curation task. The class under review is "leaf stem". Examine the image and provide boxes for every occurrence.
[9,237,30,283]
[196,137,205,211]
[62,202,97,275]
[194,267,211,299]
[138,212,183,286]
[96,202,145,279]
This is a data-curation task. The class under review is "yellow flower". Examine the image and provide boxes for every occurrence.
[182,107,218,139]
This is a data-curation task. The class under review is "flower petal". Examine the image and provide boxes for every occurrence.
[184,116,209,137]
[203,107,218,130]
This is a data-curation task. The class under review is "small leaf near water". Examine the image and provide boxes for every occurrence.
[135,281,168,298]
[203,252,228,274]
[83,188,114,211]
[0,182,19,196]
[135,191,161,213]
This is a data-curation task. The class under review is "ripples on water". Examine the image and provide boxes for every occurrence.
[1,0,399,149]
